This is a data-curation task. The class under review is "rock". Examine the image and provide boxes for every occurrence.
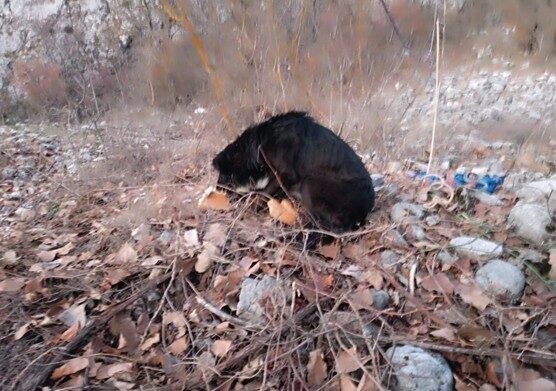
[380,250,401,269]
[425,215,440,226]
[471,190,503,206]
[391,202,425,224]
[437,251,458,265]
[475,259,525,303]
[383,229,410,249]
[450,236,503,260]
[1,250,18,266]
[2,167,16,179]
[407,224,426,241]
[386,345,454,391]
[515,179,556,203]
[15,206,35,221]
[6,191,23,201]
[237,276,289,322]
[503,172,545,191]
[371,290,390,310]
[158,230,176,245]
[508,202,551,246]
[371,173,385,188]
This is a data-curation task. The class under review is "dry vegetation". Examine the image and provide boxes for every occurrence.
[1,0,555,390]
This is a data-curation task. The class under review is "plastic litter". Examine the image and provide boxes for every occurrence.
[409,169,505,194]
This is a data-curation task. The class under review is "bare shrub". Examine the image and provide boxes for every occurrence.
[10,58,68,117]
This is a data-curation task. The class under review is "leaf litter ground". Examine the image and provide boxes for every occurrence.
[0,125,554,390]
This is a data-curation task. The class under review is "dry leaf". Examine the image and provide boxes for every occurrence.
[516,368,556,391]
[163,311,187,328]
[96,362,133,380]
[204,223,228,248]
[211,339,233,358]
[349,288,374,311]
[268,198,298,225]
[549,249,556,281]
[430,327,456,342]
[458,326,494,344]
[57,242,74,256]
[59,322,80,342]
[140,333,160,351]
[37,250,57,262]
[0,277,25,293]
[51,357,89,380]
[195,242,217,273]
[57,304,87,327]
[198,187,231,210]
[335,347,360,374]
[2,250,18,266]
[420,273,455,294]
[14,322,31,340]
[455,283,491,311]
[114,243,138,263]
[307,349,327,386]
[105,269,131,286]
[318,242,340,259]
[340,374,358,391]
[517,378,556,391]
[183,229,200,248]
[168,337,188,355]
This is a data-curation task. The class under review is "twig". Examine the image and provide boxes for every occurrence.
[378,0,409,51]
[426,18,441,174]
[17,272,171,390]
[184,278,261,330]
[182,298,332,389]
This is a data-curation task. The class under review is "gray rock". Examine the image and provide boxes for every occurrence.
[450,236,503,260]
[2,167,16,179]
[425,215,441,226]
[475,259,525,303]
[380,250,401,269]
[515,179,556,203]
[237,276,289,322]
[471,190,503,206]
[371,173,385,188]
[5,191,23,201]
[371,290,390,310]
[386,345,453,391]
[158,230,176,245]
[391,202,425,224]
[383,229,410,248]
[508,202,551,246]
[437,251,458,265]
[408,225,426,241]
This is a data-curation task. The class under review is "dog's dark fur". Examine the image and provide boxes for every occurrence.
[212,111,375,235]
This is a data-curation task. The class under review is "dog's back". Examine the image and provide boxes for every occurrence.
[257,112,375,232]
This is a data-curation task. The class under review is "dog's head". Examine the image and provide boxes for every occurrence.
[212,128,268,193]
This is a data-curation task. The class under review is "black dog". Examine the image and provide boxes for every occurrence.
[212,111,375,236]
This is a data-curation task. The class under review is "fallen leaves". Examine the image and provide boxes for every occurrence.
[335,347,360,374]
[307,349,327,386]
[96,362,133,380]
[198,187,231,210]
[211,339,233,358]
[51,357,89,380]
[267,198,298,225]
[420,272,455,295]
[195,242,217,273]
[0,277,25,293]
[114,243,138,264]
[549,248,556,281]
[455,282,492,311]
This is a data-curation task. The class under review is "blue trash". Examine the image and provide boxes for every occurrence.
[453,172,504,194]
